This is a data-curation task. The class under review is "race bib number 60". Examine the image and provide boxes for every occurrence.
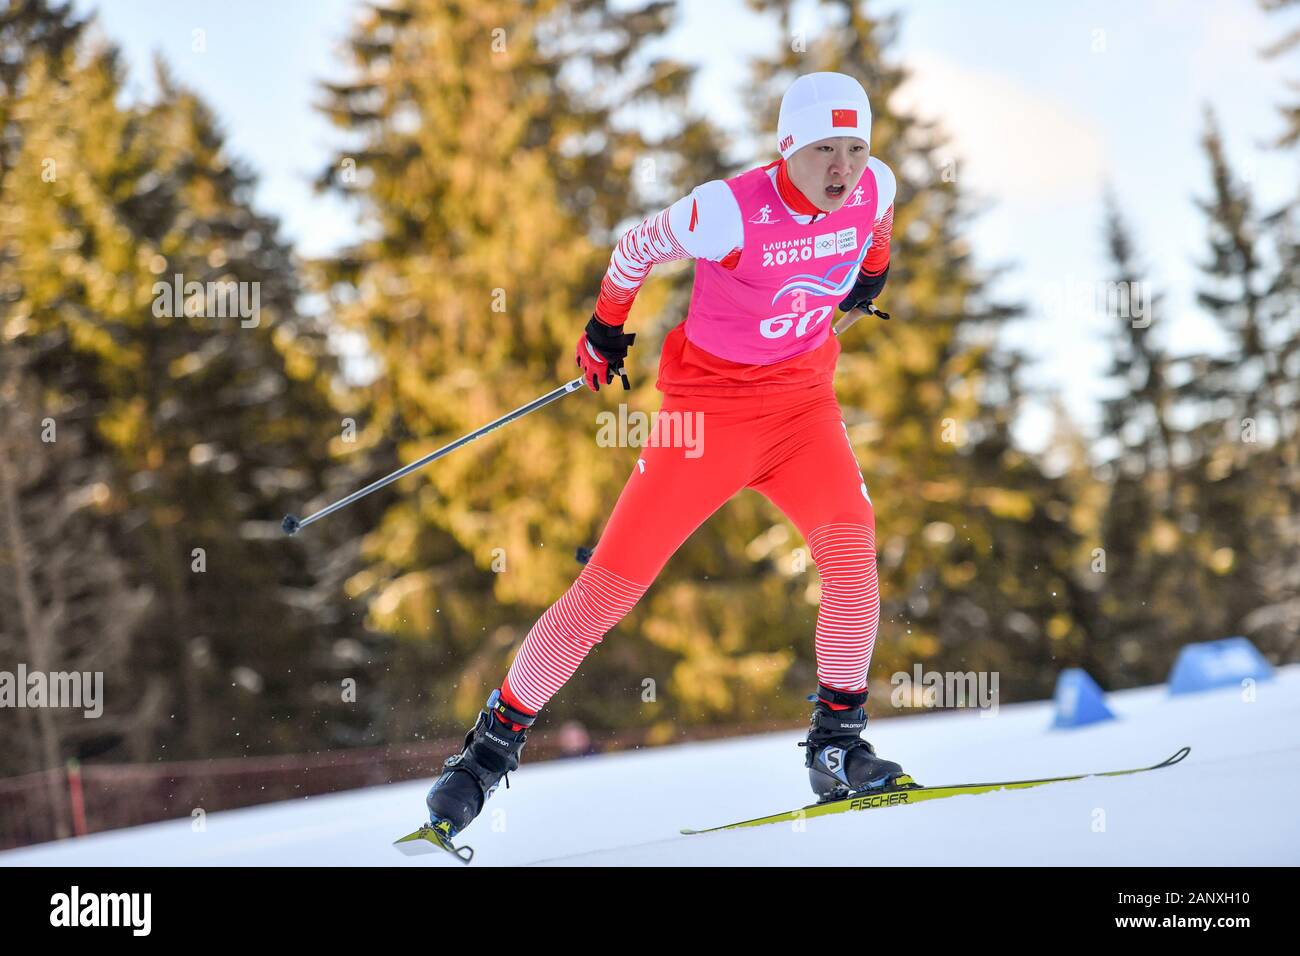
[759,304,833,340]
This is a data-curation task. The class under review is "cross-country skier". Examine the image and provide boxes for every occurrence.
[426,72,903,842]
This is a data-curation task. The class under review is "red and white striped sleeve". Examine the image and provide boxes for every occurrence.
[593,179,742,326]
[861,157,896,277]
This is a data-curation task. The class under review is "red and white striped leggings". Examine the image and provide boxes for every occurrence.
[501,382,881,715]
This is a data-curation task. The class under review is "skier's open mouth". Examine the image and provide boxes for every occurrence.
[825,184,846,199]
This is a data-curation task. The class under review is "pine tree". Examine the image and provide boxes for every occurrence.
[1195,111,1290,438]
[0,0,87,180]
[1261,0,1300,148]
[0,353,152,804]
[1189,108,1298,660]
[1098,193,1179,480]
[1251,0,1300,656]
[1091,199,1212,681]
[1,21,363,764]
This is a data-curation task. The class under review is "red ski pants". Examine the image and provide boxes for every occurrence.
[502,381,881,714]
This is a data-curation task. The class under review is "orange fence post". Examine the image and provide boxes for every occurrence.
[66,758,87,837]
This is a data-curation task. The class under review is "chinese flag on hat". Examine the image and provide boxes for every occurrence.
[831,108,857,128]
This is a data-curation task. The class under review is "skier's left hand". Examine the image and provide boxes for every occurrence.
[839,265,889,314]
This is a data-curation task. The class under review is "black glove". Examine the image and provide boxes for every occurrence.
[839,265,889,314]
[576,315,637,391]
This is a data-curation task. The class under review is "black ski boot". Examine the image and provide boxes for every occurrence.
[798,684,908,802]
[425,689,536,839]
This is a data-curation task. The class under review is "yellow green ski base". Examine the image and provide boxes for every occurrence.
[681,746,1191,835]
[393,822,474,863]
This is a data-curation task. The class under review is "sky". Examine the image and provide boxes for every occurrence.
[75,0,1298,455]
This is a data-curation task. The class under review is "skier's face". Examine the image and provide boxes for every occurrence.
[787,137,868,212]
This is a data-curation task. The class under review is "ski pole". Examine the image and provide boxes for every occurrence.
[834,300,889,335]
[283,303,888,537]
[282,376,590,535]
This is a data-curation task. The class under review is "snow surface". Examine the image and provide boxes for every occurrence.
[4,665,1298,866]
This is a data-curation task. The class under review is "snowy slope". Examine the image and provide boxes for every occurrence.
[4,665,1298,866]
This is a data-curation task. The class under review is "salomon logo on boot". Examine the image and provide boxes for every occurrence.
[820,747,846,779]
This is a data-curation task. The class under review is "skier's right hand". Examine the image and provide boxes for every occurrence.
[576,315,637,392]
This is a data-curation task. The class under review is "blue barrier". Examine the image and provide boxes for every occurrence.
[1051,668,1116,729]
[1168,636,1273,695]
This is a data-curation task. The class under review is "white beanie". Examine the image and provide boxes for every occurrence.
[777,72,872,160]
